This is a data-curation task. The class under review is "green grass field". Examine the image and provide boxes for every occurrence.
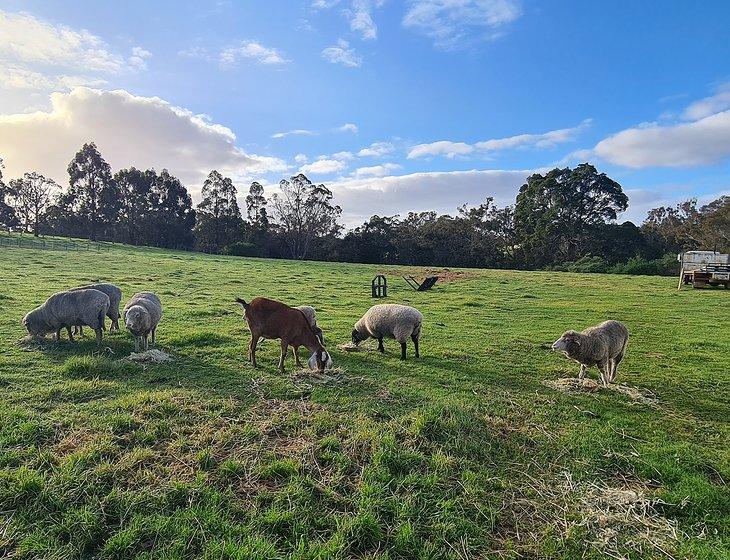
[0,242,728,559]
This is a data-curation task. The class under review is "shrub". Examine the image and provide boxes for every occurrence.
[224,242,260,257]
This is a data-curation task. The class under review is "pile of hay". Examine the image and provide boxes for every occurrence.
[337,342,362,352]
[127,349,173,363]
[543,377,658,404]
[566,474,683,557]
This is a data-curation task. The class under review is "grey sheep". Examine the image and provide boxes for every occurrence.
[22,289,110,344]
[551,320,629,386]
[352,303,423,360]
[123,292,163,351]
[70,283,122,334]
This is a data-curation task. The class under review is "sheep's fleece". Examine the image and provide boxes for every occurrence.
[354,304,423,342]
[123,292,163,334]
[23,289,109,336]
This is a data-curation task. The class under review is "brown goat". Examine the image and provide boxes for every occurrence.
[235,297,333,373]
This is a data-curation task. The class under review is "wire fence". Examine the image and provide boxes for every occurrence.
[0,234,113,252]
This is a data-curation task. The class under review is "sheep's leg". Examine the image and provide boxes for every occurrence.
[143,333,149,351]
[377,337,385,353]
[56,328,62,341]
[598,360,610,387]
[67,326,75,342]
[412,334,420,358]
[151,328,156,346]
[95,328,102,345]
[611,352,624,382]
[400,341,407,360]
[278,340,288,373]
[578,364,588,379]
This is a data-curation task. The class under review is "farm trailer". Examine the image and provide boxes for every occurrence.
[677,251,730,289]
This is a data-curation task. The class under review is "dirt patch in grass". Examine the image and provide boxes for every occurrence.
[386,266,480,284]
[543,377,658,404]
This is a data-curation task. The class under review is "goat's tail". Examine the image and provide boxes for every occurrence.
[234,297,249,309]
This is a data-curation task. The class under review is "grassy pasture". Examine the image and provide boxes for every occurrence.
[0,242,728,559]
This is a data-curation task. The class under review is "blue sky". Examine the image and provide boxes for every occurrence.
[1,0,729,225]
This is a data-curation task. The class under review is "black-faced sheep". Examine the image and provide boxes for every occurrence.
[352,304,423,360]
[22,289,110,344]
[551,320,629,386]
[70,283,122,333]
[123,292,163,351]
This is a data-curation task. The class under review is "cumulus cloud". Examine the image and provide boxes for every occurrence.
[408,121,590,159]
[219,40,289,67]
[0,9,151,91]
[338,122,359,133]
[271,129,316,139]
[294,153,309,164]
[354,163,402,177]
[594,110,730,168]
[329,168,530,225]
[300,157,348,175]
[0,87,286,195]
[402,0,522,50]
[357,141,395,157]
[321,39,362,67]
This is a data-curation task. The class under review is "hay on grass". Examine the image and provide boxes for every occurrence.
[544,377,657,404]
[127,349,173,363]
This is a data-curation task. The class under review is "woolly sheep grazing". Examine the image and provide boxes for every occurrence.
[551,320,629,386]
[70,283,122,333]
[123,292,163,351]
[352,304,423,360]
[22,289,110,344]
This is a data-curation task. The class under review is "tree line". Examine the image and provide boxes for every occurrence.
[1,143,727,274]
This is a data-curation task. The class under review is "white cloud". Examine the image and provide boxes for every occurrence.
[220,40,289,67]
[300,158,348,175]
[294,153,309,164]
[682,83,730,121]
[129,46,152,70]
[312,0,342,7]
[329,168,530,225]
[271,129,316,139]
[321,39,362,67]
[338,122,359,133]
[0,64,107,91]
[357,141,395,157]
[354,163,402,177]
[408,140,474,159]
[331,150,355,160]
[402,0,522,50]
[0,88,286,195]
[408,121,590,159]
[594,110,730,168]
[0,10,151,92]
[347,0,382,40]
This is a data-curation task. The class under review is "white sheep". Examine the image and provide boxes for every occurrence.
[352,304,423,360]
[551,320,629,386]
[123,292,163,351]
